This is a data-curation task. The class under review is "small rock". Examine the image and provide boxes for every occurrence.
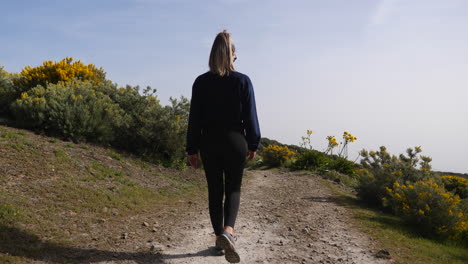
[98,218,106,223]
[375,248,391,259]
[150,244,164,251]
[288,227,293,231]
[307,243,312,248]
[142,222,149,227]
[278,240,284,246]
[152,227,157,232]
[121,233,128,239]
[302,227,310,234]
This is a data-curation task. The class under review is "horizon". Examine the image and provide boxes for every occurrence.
[2,0,467,173]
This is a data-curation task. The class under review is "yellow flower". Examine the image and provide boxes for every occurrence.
[441,193,451,199]
[307,130,313,135]
[418,209,424,215]
[20,92,28,99]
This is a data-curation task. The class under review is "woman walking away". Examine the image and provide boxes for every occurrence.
[186,30,261,263]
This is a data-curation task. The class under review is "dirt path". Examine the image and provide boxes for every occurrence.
[160,170,390,264]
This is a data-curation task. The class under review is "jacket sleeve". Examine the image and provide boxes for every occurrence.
[186,78,202,155]
[241,75,261,151]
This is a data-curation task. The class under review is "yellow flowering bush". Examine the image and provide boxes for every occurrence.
[2,59,190,166]
[262,144,297,167]
[14,57,106,93]
[442,175,468,199]
[385,179,468,240]
[357,146,434,205]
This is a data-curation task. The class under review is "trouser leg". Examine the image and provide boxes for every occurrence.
[201,146,225,236]
[224,165,244,228]
[223,131,247,229]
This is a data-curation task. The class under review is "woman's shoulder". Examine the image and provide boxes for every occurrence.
[230,71,250,80]
[194,71,251,83]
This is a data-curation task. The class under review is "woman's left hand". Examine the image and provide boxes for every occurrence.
[188,154,201,168]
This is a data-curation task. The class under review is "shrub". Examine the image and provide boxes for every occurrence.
[4,58,190,167]
[384,179,468,240]
[0,66,18,115]
[13,57,106,95]
[328,156,355,175]
[261,144,296,167]
[442,175,468,199]
[356,146,434,206]
[290,150,330,171]
[11,80,123,143]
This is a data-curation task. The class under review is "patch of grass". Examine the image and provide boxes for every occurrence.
[9,142,25,151]
[80,145,89,150]
[65,143,74,148]
[21,139,34,148]
[0,204,23,225]
[323,181,468,264]
[1,131,19,139]
[322,170,359,187]
[16,131,27,136]
[53,149,71,162]
[84,162,133,186]
[49,138,57,143]
[108,151,122,161]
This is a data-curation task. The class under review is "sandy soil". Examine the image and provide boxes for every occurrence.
[159,170,390,264]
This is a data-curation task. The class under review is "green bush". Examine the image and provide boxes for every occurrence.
[0,67,18,115]
[3,58,190,167]
[356,146,434,206]
[290,150,355,175]
[328,156,355,175]
[11,80,123,143]
[384,179,468,240]
[291,150,330,170]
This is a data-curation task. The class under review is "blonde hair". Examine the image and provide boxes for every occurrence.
[209,30,236,76]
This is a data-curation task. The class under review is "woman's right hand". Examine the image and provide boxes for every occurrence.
[188,154,200,168]
[247,150,256,161]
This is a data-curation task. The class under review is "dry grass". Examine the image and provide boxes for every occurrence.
[0,125,206,263]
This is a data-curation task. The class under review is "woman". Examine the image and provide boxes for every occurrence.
[186,30,260,263]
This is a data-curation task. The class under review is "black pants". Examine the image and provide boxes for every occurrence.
[200,128,247,236]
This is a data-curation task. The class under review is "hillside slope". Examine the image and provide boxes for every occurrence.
[0,125,389,263]
[0,125,206,263]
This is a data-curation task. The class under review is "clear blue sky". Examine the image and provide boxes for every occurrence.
[2,0,467,173]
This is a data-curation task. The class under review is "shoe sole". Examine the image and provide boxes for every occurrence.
[218,234,240,263]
